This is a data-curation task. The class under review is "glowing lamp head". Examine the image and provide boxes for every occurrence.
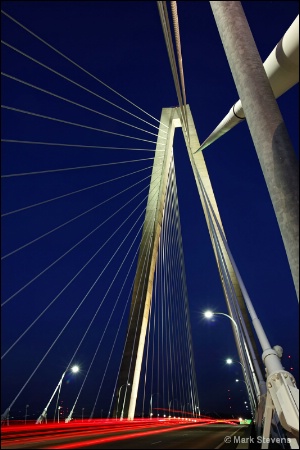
[71,365,79,373]
[204,310,214,319]
[226,358,233,365]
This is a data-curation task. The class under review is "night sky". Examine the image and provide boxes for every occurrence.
[1,1,299,421]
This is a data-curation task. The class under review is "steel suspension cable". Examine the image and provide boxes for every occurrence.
[195,168,259,405]
[1,181,160,348]
[2,157,160,178]
[115,218,156,419]
[1,10,169,129]
[91,212,156,419]
[1,139,162,152]
[157,3,189,140]
[173,174,200,414]
[2,165,155,218]
[170,1,190,144]
[65,206,159,422]
[1,72,163,139]
[2,173,154,260]
[107,216,156,418]
[1,105,165,145]
[1,193,158,414]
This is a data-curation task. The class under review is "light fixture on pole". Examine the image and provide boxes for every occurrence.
[204,309,258,419]
[36,365,80,424]
[203,310,240,330]
[149,393,159,418]
[57,406,62,423]
[25,404,29,425]
[55,365,79,423]
[116,383,130,419]
[226,358,245,369]
[203,310,261,405]
[226,359,256,417]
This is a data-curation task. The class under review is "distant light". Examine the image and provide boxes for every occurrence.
[226,358,233,365]
[288,355,291,358]
[71,365,79,373]
[204,310,214,319]
[235,379,239,382]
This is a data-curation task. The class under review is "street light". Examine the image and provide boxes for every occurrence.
[203,310,238,328]
[226,358,246,370]
[149,393,159,418]
[236,378,248,386]
[227,360,257,418]
[25,405,29,425]
[204,310,258,418]
[54,365,79,423]
[57,406,62,423]
[116,383,130,419]
[169,398,178,418]
[204,311,259,394]
[36,365,80,424]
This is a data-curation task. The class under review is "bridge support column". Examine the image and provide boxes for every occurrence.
[182,105,265,397]
[210,1,299,301]
[114,108,181,420]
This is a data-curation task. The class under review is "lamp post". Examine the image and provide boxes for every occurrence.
[25,404,29,425]
[204,310,238,328]
[226,359,255,416]
[55,365,79,423]
[36,365,79,424]
[57,406,62,423]
[169,398,178,417]
[182,403,191,419]
[204,310,263,404]
[82,408,84,422]
[226,358,244,369]
[149,393,159,418]
[204,310,259,410]
[116,383,130,419]
[204,309,258,417]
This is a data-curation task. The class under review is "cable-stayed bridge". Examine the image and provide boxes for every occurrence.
[1,2,299,448]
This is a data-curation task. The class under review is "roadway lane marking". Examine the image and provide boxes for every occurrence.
[151,441,162,445]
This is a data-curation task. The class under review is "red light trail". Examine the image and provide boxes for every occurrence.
[1,417,239,449]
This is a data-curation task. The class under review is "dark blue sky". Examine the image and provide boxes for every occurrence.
[1,1,299,420]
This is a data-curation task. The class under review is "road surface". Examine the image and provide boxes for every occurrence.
[1,419,250,449]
